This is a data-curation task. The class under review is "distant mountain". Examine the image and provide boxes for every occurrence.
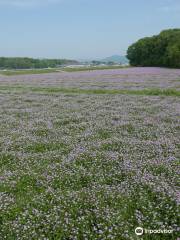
[101,55,129,64]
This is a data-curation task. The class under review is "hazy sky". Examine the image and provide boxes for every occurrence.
[0,0,179,59]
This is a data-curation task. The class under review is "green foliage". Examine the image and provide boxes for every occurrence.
[0,57,78,69]
[127,29,180,68]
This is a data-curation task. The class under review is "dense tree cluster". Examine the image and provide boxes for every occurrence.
[0,57,78,69]
[127,29,180,68]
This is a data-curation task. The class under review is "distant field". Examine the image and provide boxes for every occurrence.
[63,65,130,72]
[0,65,129,75]
[0,68,61,75]
[0,67,179,239]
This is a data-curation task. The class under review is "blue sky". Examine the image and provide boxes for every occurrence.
[0,0,180,59]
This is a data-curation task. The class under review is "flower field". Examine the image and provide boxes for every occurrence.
[0,67,179,239]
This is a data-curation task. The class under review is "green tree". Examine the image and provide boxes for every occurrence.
[127,29,180,68]
[0,57,78,69]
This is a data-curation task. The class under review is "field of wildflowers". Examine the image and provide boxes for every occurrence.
[0,67,179,239]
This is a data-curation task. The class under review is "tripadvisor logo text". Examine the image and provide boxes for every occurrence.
[135,227,173,236]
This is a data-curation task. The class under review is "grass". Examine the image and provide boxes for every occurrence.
[0,66,129,75]
[0,69,61,75]
[0,85,179,96]
[62,65,130,72]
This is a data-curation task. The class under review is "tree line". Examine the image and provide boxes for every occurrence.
[127,29,180,68]
[0,57,78,69]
